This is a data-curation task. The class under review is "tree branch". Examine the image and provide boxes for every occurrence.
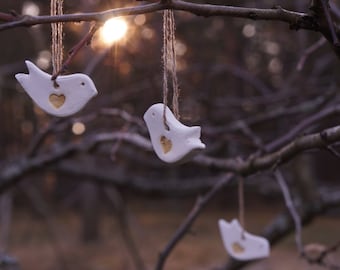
[2,124,340,193]
[4,1,340,58]
[0,132,152,194]
[56,160,227,194]
[0,1,316,32]
[194,124,340,174]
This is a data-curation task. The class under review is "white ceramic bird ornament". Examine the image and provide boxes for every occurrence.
[15,60,98,117]
[218,219,270,261]
[143,103,205,163]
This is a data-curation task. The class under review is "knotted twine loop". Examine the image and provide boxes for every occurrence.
[51,0,64,85]
[163,9,180,129]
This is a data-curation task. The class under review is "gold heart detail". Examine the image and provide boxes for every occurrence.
[49,94,65,109]
[232,242,245,254]
[160,135,172,154]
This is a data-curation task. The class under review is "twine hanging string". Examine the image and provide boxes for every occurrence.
[238,176,246,239]
[51,0,64,83]
[163,9,180,128]
[162,10,169,127]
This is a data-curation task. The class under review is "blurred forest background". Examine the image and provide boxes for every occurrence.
[0,0,339,270]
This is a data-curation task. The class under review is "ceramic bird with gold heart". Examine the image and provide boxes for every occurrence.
[15,60,98,117]
[143,103,205,163]
[218,219,270,261]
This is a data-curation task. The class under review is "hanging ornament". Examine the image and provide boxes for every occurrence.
[218,219,270,261]
[15,0,97,117]
[15,61,97,117]
[144,103,205,163]
[144,10,205,163]
[218,178,270,260]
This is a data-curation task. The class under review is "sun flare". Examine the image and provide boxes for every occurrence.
[100,18,128,45]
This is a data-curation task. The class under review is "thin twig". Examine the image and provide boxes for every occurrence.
[22,183,70,270]
[104,188,146,270]
[26,118,64,157]
[320,0,339,45]
[296,37,326,71]
[205,89,335,135]
[26,107,146,159]
[265,103,340,152]
[0,193,12,254]
[155,173,234,270]
[273,170,303,253]
[237,120,264,151]
[325,144,340,158]
[51,24,99,80]
[0,12,16,22]
[100,108,146,131]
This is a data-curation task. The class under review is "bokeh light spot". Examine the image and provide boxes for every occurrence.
[22,2,40,16]
[134,15,146,26]
[100,18,128,45]
[141,27,154,40]
[264,41,280,56]
[268,58,282,74]
[36,50,51,70]
[242,24,256,38]
[72,122,86,135]
[175,41,187,56]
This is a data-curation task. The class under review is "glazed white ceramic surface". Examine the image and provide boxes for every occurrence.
[143,103,205,163]
[15,60,98,117]
[218,219,270,261]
